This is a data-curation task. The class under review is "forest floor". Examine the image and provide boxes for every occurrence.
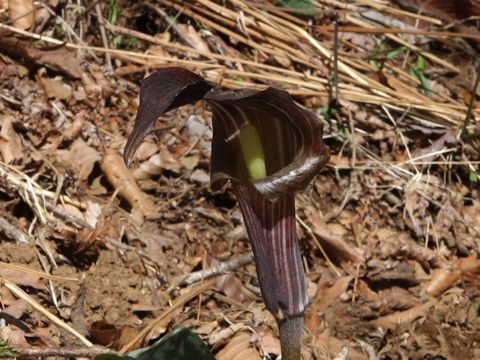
[0,0,480,359]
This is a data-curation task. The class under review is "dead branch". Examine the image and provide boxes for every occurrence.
[168,252,254,290]
[0,346,113,358]
[0,216,32,243]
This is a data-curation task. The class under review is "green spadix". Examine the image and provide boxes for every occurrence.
[239,123,267,180]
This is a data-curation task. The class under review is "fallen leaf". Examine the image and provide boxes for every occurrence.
[196,321,218,335]
[258,330,281,357]
[215,272,257,303]
[305,208,363,263]
[176,23,211,52]
[424,256,480,297]
[57,138,101,181]
[0,35,83,78]
[84,201,102,228]
[101,149,157,217]
[8,0,35,30]
[63,112,85,139]
[37,72,73,100]
[370,299,436,330]
[189,169,209,184]
[374,287,421,314]
[203,254,255,303]
[0,326,31,349]
[314,275,353,311]
[216,332,261,360]
[132,153,163,180]
[0,268,46,290]
[132,141,158,162]
[89,320,139,350]
[315,330,368,360]
[0,115,23,163]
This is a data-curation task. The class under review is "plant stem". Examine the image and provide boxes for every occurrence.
[278,316,304,360]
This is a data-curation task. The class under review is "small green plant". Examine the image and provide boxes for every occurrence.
[107,0,123,48]
[364,46,406,70]
[0,339,18,358]
[469,170,478,183]
[410,55,432,97]
[96,328,214,360]
[274,0,316,16]
[124,67,330,360]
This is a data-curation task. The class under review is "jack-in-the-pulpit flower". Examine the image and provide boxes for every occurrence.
[124,67,330,360]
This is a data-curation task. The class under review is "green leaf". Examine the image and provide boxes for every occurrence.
[469,170,478,183]
[414,56,425,73]
[95,328,214,360]
[108,0,118,25]
[386,47,407,59]
[273,0,316,16]
[410,56,432,97]
[0,339,18,357]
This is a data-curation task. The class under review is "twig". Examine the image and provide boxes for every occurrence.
[0,160,85,209]
[0,346,113,358]
[0,216,31,243]
[44,201,165,266]
[45,200,164,264]
[207,323,246,345]
[168,252,254,290]
[296,215,341,277]
[460,65,480,139]
[0,279,93,347]
[0,261,77,282]
[94,3,113,72]
[38,3,99,61]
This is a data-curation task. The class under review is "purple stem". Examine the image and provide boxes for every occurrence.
[234,184,307,359]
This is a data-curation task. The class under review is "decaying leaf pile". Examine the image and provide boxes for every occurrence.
[0,0,479,359]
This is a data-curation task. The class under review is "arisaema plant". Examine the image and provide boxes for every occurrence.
[124,67,330,360]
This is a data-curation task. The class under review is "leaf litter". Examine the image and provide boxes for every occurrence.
[0,0,480,359]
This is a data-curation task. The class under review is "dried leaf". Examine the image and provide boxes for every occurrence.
[0,268,46,290]
[305,208,363,263]
[196,321,218,335]
[215,273,257,303]
[8,0,35,30]
[424,267,461,298]
[397,0,480,21]
[0,115,23,164]
[63,113,85,139]
[38,74,73,100]
[89,320,139,351]
[371,299,436,330]
[374,287,421,314]
[315,330,368,360]
[0,35,83,78]
[258,330,281,357]
[0,326,30,350]
[84,201,102,228]
[424,256,480,297]
[206,255,256,303]
[314,275,353,311]
[176,24,210,52]
[132,153,163,180]
[101,149,157,217]
[57,139,101,181]
[216,332,261,360]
